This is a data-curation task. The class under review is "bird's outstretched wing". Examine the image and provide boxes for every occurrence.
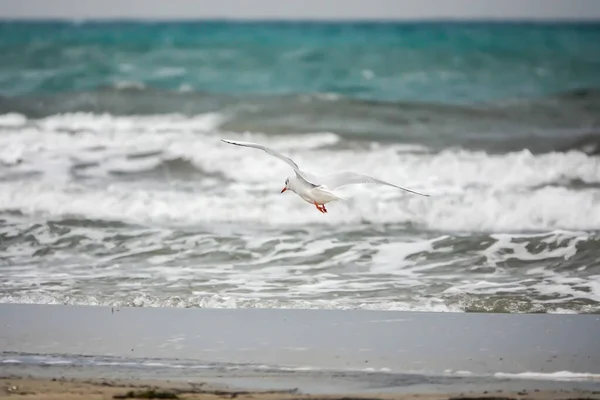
[221,139,317,185]
[319,171,429,197]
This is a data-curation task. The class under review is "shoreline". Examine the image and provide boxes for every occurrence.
[1,304,600,396]
[2,376,600,400]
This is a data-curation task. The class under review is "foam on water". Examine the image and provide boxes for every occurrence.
[2,20,600,315]
[0,223,598,312]
[3,352,600,385]
[0,293,461,313]
[1,112,599,313]
[1,113,600,232]
[494,371,600,382]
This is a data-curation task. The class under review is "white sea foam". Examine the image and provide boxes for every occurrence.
[41,360,73,365]
[0,112,27,127]
[1,113,599,231]
[1,113,599,313]
[0,169,599,231]
[113,80,146,90]
[444,369,473,376]
[494,371,600,381]
[0,292,462,313]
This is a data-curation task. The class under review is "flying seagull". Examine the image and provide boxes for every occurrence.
[221,139,429,214]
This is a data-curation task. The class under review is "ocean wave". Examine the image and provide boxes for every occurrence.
[494,371,600,382]
[1,86,599,153]
[3,21,600,315]
[2,291,598,314]
[1,180,600,232]
[1,112,599,315]
[0,293,461,313]
[1,285,598,314]
[1,207,598,314]
[1,113,600,231]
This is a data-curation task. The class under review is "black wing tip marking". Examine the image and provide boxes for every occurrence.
[405,188,430,197]
[221,138,254,149]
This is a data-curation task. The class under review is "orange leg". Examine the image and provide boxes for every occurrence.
[314,202,327,214]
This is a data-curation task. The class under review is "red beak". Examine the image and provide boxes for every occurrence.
[281,187,287,193]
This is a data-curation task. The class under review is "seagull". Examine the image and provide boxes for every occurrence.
[221,139,429,214]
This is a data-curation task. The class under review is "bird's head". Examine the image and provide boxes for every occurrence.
[281,177,291,193]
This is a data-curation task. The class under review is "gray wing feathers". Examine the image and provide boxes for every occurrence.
[221,139,316,185]
[221,139,300,171]
[321,171,429,197]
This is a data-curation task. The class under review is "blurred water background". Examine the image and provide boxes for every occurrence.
[1,21,600,313]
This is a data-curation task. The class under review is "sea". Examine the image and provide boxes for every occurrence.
[1,20,599,314]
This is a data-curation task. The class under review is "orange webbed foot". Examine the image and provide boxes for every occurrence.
[314,202,327,214]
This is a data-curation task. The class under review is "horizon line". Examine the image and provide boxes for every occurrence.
[1,16,600,23]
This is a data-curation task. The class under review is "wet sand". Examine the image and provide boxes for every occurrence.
[1,304,600,397]
[1,376,600,400]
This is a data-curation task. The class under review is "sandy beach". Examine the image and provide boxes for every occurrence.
[1,376,600,400]
[2,304,600,398]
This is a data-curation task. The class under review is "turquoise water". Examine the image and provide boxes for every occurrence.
[1,21,600,102]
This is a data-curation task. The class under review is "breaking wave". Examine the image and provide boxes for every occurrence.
[1,86,600,153]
